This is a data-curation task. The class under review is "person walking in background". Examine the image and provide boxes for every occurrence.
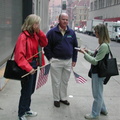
[14,14,48,120]
[78,24,110,119]
[44,13,78,108]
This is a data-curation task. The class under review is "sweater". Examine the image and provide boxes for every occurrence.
[84,43,110,65]
[44,25,78,62]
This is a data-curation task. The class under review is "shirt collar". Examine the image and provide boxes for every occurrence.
[59,25,67,32]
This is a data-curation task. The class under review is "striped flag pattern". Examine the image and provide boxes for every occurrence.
[73,71,87,84]
[36,64,51,90]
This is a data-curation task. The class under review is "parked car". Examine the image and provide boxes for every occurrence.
[77,27,83,33]
[74,26,78,31]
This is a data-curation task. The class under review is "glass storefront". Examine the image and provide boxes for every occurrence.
[0,0,22,65]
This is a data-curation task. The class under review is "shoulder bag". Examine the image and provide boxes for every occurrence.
[3,47,27,81]
[98,45,119,77]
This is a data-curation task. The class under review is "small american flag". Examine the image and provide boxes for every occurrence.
[35,64,51,90]
[73,71,87,84]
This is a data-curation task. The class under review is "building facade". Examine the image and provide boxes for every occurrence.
[67,0,90,29]
[89,0,120,21]
[49,2,61,26]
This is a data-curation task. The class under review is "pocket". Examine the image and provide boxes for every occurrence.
[51,58,60,62]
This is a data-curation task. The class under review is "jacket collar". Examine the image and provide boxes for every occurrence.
[23,31,35,37]
[54,24,70,33]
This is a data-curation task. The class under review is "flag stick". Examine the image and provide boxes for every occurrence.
[27,51,42,60]
[21,62,51,78]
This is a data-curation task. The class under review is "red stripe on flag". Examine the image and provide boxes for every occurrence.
[73,71,87,84]
[36,64,50,90]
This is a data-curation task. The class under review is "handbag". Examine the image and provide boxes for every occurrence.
[88,68,91,78]
[4,48,27,80]
[4,60,27,80]
[98,45,119,77]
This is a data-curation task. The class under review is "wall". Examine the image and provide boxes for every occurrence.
[0,0,22,66]
[33,0,49,33]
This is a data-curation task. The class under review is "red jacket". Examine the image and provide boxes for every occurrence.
[14,30,48,72]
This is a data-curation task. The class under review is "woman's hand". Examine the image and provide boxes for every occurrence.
[84,48,88,53]
[35,28,40,33]
[78,47,88,54]
[78,48,85,54]
[29,68,36,75]
[33,23,40,33]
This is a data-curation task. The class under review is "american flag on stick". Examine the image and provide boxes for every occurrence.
[73,71,87,84]
[35,63,51,90]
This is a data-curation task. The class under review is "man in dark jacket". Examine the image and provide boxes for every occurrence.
[44,13,78,107]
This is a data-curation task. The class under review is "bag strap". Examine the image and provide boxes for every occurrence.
[10,47,15,60]
[10,32,28,60]
[107,44,113,58]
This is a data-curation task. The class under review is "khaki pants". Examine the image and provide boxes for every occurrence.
[50,58,72,101]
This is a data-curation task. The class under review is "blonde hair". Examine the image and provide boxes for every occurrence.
[21,14,41,34]
[94,24,110,44]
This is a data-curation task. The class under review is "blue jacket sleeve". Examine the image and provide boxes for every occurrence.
[72,31,78,62]
[44,31,53,60]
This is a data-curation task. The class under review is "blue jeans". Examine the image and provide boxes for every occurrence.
[91,73,107,117]
[18,60,37,117]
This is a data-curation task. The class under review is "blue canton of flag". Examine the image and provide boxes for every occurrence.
[36,64,51,90]
[73,71,87,84]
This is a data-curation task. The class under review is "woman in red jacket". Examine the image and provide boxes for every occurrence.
[14,14,48,120]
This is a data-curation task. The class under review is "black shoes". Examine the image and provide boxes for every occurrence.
[54,100,70,107]
[54,101,60,107]
[60,100,70,105]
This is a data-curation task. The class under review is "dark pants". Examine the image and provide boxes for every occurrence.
[18,60,37,117]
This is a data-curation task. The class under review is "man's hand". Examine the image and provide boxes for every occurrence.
[72,62,76,67]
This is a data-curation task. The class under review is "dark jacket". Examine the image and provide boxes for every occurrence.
[44,25,78,62]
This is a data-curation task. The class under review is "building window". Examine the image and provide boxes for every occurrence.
[118,0,120,4]
[101,0,104,7]
[94,1,97,10]
[84,9,87,13]
[106,0,108,6]
[80,9,82,13]
[99,0,102,8]
[111,0,114,5]
[114,0,116,4]
[80,15,81,20]
[116,0,118,4]
[91,2,93,11]
[84,15,86,20]
[104,0,106,7]
[107,0,112,6]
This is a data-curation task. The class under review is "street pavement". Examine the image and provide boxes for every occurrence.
[0,53,120,120]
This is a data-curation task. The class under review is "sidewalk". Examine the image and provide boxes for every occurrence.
[0,53,120,120]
